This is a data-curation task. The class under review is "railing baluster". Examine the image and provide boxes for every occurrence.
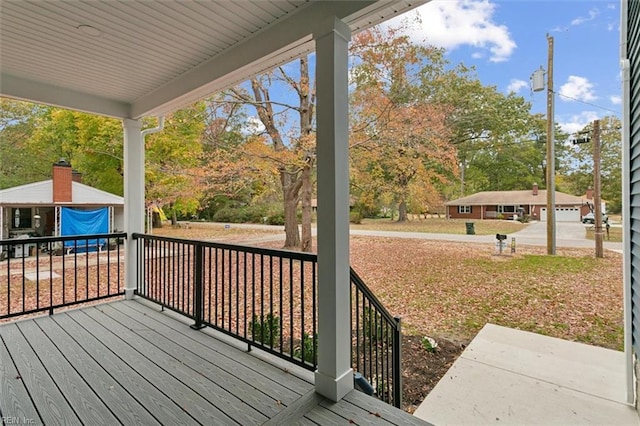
[235,250,240,335]
[22,247,26,313]
[106,237,111,295]
[312,262,317,366]
[270,255,275,351]
[191,242,205,330]
[393,316,402,408]
[243,252,247,339]
[300,260,305,364]
[228,248,232,333]
[208,246,212,324]
[221,249,225,329]
[288,258,293,357]
[5,243,10,315]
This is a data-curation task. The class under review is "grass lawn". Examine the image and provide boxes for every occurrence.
[585,225,623,242]
[352,217,526,235]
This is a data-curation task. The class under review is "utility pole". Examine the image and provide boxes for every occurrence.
[593,120,604,258]
[531,34,556,255]
[546,34,556,255]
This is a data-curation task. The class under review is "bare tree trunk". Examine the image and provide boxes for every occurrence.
[397,200,408,222]
[152,212,162,228]
[171,209,178,226]
[282,171,302,249]
[301,162,312,252]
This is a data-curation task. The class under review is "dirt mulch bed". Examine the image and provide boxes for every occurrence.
[401,334,466,413]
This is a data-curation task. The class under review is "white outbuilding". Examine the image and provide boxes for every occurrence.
[0,160,124,256]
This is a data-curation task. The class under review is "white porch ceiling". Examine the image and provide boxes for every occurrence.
[0,0,426,119]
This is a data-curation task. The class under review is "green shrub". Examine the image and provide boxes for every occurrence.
[362,306,387,344]
[421,336,437,353]
[350,211,363,224]
[294,332,317,364]
[212,203,286,225]
[250,313,280,347]
[267,212,285,225]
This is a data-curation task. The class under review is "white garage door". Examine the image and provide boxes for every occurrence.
[540,207,580,222]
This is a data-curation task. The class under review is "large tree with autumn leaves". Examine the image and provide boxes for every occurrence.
[348,25,458,221]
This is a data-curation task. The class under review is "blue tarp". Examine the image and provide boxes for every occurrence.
[61,207,109,252]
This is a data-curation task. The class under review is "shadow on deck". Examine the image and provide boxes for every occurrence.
[1,298,427,425]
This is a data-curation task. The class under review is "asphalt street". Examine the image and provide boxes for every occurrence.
[192,220,623,253]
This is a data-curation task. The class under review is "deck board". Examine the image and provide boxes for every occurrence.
[0,333,41,425]
[0,298,427,425]
[97,302,278,421]
[344,390,429,426]
[1,323,81,425]
[69,307,238,425]
[263,389,325,425]
[16,320,120,425]
[319,397,393,425]
[33,315,160,425]
[51,312,195,425]
[304,403,354,424]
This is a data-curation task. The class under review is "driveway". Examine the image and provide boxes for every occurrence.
[510,221,622,252]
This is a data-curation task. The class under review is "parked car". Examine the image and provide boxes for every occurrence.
[582,212,609,224]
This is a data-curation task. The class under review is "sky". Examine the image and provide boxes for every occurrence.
[387,0,622,135]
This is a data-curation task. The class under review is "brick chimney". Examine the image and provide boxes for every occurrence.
[53,159,72,203]
[72,169,83,183]
[532,183,538,196]
[586,187,594,200]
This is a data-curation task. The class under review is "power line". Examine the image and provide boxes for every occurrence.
[552,91,620,114]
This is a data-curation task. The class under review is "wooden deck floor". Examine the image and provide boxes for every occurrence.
[1,298,428,425]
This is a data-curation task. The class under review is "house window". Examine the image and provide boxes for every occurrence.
[498,205,518,213]
[458,205,472,214]
[11,208,32,229]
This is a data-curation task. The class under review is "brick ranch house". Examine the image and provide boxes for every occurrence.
[445,183,602,222]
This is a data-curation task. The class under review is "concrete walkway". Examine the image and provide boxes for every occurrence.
[414,324,638,425]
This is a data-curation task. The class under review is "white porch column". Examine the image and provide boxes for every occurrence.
[123,118,144,299]
[313,17,352,402]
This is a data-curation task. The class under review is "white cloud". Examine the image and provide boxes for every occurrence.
[610,95,622,105]
[571,8,599,26]
[506,79,528,94]
[388,0,517,63]
[559,76,597,102]
[559,111,599,134]
[242,116,265,135]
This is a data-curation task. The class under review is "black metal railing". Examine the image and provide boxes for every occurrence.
[133,233,402,407]
[133,233,319,370]
[350,268,402,407]
[0,233,126,320]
